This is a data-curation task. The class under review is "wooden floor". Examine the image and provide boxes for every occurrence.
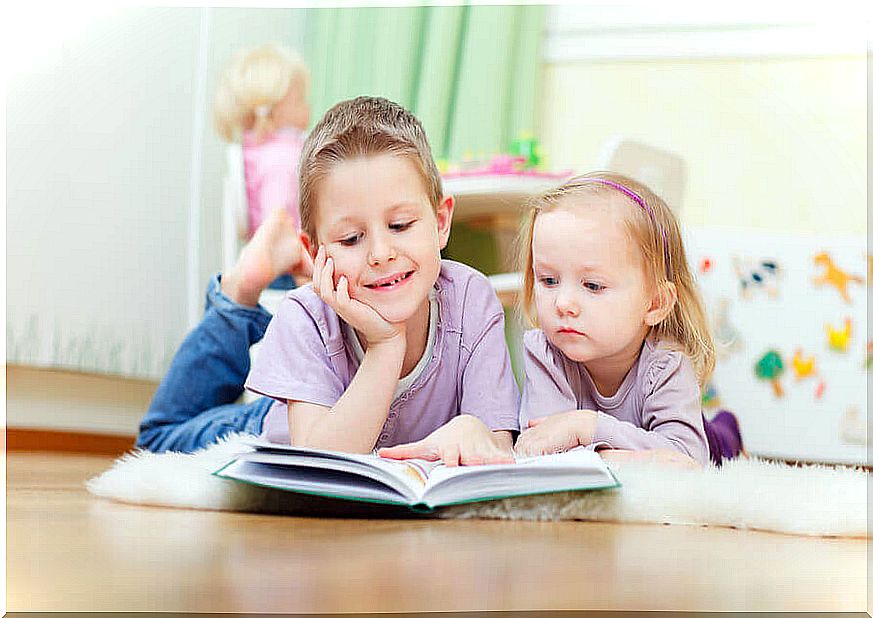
[7,452,869,613]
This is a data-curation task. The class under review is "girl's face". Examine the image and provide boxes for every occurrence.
[532,197,656,375]
[310,153,453,326]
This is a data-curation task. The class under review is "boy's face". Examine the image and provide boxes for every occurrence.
[308,153,453,324]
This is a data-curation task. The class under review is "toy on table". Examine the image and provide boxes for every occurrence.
[698,256,714,274]
[814,379,826,400]
[812,251,863,304]
[509,133,542,169]
[440,134,572,180]
[791,348,816,380]
[825,317,852,353]
[755,349,785,398]
[733,256,781,300]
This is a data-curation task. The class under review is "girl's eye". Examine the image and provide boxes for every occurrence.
[389,220,414,232]
[583,281,605,292]
[339,233,361,247]
[538,276,558,287]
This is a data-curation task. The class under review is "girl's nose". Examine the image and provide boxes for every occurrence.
[367,232,396,266]
[555,288,579,317]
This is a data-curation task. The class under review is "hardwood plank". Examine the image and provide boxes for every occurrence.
[6,452,867,614]
[7,428,135,455]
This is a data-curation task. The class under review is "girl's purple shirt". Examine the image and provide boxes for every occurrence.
[520,329,710,464]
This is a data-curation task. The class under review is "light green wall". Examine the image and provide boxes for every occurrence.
[539,55,867,234]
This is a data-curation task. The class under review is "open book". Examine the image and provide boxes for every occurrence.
[214,438,620,512]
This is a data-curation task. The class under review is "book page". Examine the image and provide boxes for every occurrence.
[238,440,442,499]
[421,448,617,508]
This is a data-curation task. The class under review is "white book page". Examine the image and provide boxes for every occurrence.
[219,460,410,505]
[235,440,442,501]
[421,448,615,507]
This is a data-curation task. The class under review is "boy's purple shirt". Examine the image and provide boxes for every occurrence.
[520,329,710,465]
[246,260,520,447]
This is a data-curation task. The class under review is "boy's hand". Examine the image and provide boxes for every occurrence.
[313,245,405,348]
[514,409,597,457]
[378,415,515,467]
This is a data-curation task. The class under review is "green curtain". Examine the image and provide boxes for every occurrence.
[304,4,546,163]
[303,5,545,383]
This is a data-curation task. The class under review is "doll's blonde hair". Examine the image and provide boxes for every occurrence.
[213,43,309,143]
[518,171,715,385]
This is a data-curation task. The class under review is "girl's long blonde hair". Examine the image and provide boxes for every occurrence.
[213,43,309,143]
[518,171,715,385]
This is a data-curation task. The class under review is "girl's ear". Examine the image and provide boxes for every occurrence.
[436,195,455,250]
[644,281,677,326]
[300,232,318,260]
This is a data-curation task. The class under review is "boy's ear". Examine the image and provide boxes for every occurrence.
[436,195,455,250]
[644,281,677,326]
[300,232,318,260]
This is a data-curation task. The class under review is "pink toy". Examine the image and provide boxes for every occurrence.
[442,154,572,180]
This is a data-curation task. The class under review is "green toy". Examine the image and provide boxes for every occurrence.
[509,132,542,170]
[701,382,720,409]
[755,349,785,398]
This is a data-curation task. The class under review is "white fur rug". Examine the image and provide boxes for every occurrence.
[86,433,868,538]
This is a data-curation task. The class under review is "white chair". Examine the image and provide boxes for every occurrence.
[597,136,687,215]
[221,143,249,276]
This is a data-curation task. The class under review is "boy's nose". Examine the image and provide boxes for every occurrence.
[367,233,396,266]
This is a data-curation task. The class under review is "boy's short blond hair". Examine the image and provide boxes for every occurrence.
[213,43,309,142]
[298,96,443,243]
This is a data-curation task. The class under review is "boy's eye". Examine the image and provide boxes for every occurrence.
[389,220,414,232]
[583,281,605,292]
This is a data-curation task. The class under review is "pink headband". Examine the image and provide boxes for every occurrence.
[579,177,672,280]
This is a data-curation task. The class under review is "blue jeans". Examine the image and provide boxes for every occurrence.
[136,274,275,453]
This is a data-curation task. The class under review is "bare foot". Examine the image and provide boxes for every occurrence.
[222,209,313,306]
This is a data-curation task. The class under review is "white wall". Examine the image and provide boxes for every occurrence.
[7,7,202,380]
[538,9,868,234]
[6,7,307,435]
[6,366,156,435]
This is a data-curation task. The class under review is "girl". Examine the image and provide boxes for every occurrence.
[214,43,310,290]
[244,96,519,465]
[513,172,743,466]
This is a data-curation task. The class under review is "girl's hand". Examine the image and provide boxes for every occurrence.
[378,415,515,467]
[312,245,405,348]
[514,409,597,457]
